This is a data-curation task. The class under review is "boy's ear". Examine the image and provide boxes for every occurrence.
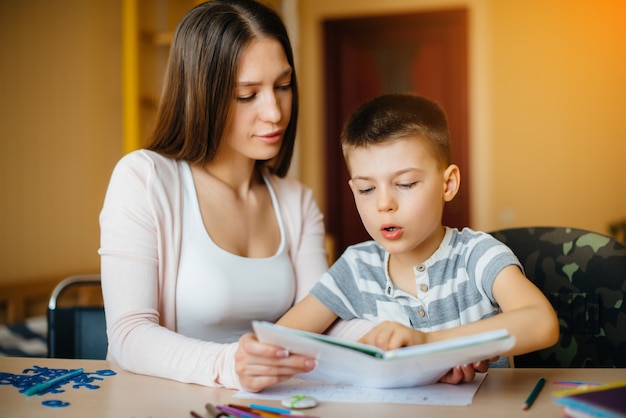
[443,164,460,202]
[348,179,359,197]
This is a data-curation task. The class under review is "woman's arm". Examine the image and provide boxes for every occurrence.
[99,152,243,389]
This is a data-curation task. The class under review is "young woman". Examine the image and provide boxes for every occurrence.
[99,0,370,392]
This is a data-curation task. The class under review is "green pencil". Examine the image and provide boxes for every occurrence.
[23,368,84,396]
[522,376,546,410]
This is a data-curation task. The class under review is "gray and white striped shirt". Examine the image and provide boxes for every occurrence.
[311,227,522,332]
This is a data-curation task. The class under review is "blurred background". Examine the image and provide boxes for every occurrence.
[0,0,624,299]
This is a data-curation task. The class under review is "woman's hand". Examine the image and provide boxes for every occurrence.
[235,333,316,392]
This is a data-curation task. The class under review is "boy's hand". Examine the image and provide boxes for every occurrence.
[357,321,428,350]
[437,360,491,384]
[359,321,498,385]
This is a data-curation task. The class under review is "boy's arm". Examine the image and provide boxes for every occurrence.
[487,264,559,355]
[277,294,339,334]
[359,265,559,356]
[422,265,559,355]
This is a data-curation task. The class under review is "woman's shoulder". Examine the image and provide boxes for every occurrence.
[115,149,176,169]
[113,149,180,178]
[108,149,183,196]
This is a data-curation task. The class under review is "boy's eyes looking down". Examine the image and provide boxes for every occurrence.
[352,179,420,195]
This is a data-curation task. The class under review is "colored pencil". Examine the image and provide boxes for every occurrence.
[522,376,546,410]
[23,368,84,396]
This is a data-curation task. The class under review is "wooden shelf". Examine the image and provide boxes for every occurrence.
[141,30,173,47]
[122,0,197,153]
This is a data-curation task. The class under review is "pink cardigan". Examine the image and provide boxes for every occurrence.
[99,150,370,389]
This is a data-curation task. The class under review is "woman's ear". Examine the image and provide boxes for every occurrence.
[443,164,461,202]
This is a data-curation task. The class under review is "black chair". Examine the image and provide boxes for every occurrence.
[47,274,108,359]
[490,227,626,368]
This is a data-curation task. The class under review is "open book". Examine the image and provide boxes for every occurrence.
[253,321,515,388]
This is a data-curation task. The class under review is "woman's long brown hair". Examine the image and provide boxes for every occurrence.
[147,0,298,177]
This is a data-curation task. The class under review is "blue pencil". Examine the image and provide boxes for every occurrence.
[249,404,303,415]
[23,368,84,396]
[553,381,603,387]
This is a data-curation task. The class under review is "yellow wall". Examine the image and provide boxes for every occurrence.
[1,0,624,287]
[0,1,123,285]
[298,0,626,234]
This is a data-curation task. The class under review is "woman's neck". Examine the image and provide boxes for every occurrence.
[198,157,262,198]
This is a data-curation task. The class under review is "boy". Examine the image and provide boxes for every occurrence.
[277,93,558,377]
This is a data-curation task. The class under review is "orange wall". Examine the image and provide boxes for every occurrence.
[489,0,626,231]
[1,0,624,286]
[298,0,626,235]
[0,1,122,284]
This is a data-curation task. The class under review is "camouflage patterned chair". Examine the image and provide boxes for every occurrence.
[490,227,626,368]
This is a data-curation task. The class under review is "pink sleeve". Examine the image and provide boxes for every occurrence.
[99,152,243,389]
[282,178,329,302]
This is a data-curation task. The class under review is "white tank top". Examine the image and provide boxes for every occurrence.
[176,162,296,343]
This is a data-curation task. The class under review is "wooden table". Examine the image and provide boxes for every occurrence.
[1,357,624,417]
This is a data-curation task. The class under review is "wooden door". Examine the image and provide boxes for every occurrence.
[323,9,469,260]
